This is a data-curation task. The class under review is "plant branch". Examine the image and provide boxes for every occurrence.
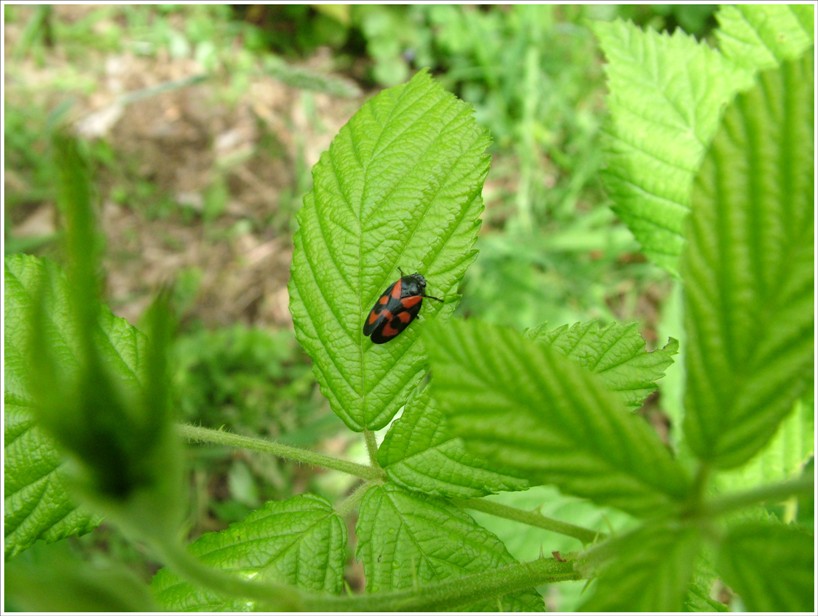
[336,480,377,518]
[156,536,575,612]
[699,476,813,518]
[454,497,603,545]
[363,430,379,467]
[304,556,578,611]
[176,424,383,481]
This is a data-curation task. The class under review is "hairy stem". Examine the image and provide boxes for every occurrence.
[454,497,603,545]
[176,424,383,481]
[305,556,578,611]
[363,429,380,467]
[336,480,377,518]
[154,531,575,612]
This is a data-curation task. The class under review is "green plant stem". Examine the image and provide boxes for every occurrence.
[336,480,377,518]
[700,476,813,518]
[692,462,712,501]
[455,497,602,545]
[157,535,575,612]
[363,429,379,467]
[176,424,383,481]
[304,557,578,611]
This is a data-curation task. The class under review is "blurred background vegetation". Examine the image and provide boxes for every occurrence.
[4,3,718,607]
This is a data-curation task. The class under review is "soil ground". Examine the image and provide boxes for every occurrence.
[6,5,363,328]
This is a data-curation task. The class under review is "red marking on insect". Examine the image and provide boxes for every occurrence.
[362,270,443,344]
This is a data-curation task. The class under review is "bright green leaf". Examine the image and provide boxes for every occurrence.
[426,320,691,517]
[378,386,530,498]
[592,19,752,274]
[380,322,678,500]
[715,397,814,493]
[528,321,678,410]
[685,581,729,612]
[4,254,120,557]
[289,70,490,431]
[578,522,703,612]
[682,55,814,468]
[152,494,347,610]
[716,4,814,71]
[716,521,814,611]
[356,484,544,611]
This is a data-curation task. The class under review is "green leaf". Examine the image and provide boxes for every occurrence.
[578,522,703,612]
[681,55,814,468]
[592,19,752,274]
[714,397,814,493]
[378,386,530,498]
[4,254,108,557]
[685,581,729,612]
[355,484,544,611]
[527,321,678,410]
[152,494,347,610]
[289,70,490,430]
[716,521,814,611]
[716,4,814,71]
[426,319,691,517]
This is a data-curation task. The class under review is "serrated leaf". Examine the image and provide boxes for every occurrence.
[355,484,543,611]
[4,399,100,559]
[151,494,347,610]
[378,387,530,498]
[426,320,691,517]
[716,4,814,71]
[289,70,490,431]
[593,20,753,274]
[528,321,678,410]
[4,254,149,556]
[716,521,814,611]
[681,55,814,468]
[682,545,729,612]
[579,522,703,612]
[685,581,729,612]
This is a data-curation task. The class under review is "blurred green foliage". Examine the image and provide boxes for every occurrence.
[173,324,347,525]
[173,325,321,437]
[5,539,157,611]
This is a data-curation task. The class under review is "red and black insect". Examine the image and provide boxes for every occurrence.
[363,270,443,344]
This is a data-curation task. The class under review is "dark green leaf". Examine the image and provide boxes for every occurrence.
[5,542,157,611]
[579,522,703,612]
[716,521,814,611]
